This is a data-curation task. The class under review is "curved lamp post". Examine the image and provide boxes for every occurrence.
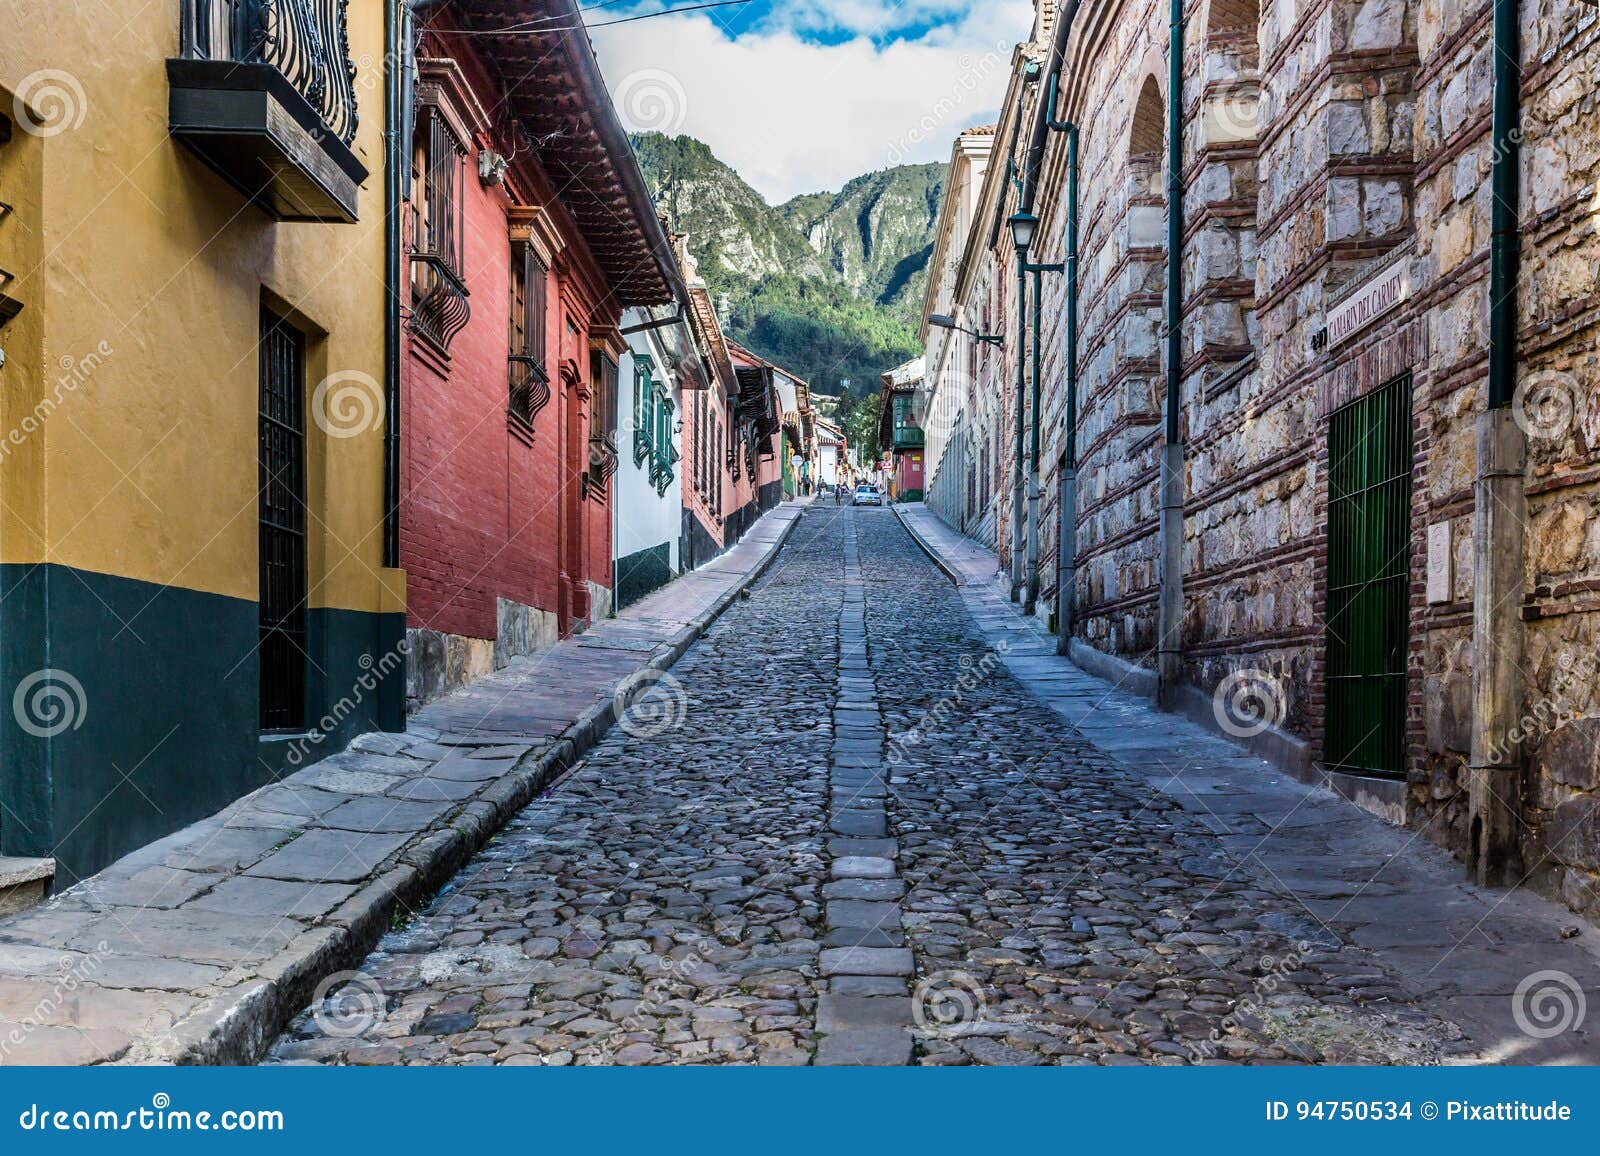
[1008,210,1064,617]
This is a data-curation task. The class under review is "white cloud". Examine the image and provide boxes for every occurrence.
[590,4,1032,204]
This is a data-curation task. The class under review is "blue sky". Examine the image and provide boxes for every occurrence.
[600,0,991,45]
[591,0,1033,202]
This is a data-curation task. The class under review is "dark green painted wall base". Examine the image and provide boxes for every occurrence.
[615,543,675,611]
[0,563,405,883]
[683,509,722,573]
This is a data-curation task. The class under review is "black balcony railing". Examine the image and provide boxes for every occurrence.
[181,0,359,147]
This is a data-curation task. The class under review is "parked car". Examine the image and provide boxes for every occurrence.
[852,484,884,507]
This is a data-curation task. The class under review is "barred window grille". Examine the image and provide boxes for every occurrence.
[696,392,707,498]
[650,391,678,496]
[711,417,722,516]
[587,353,620,500]
[409,104,469,351]
[633,355,655,468]
[258,307,308,732]
[509,245,550,429]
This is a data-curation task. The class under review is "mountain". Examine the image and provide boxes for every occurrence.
[629,133,943,407]
[780,163,945,318]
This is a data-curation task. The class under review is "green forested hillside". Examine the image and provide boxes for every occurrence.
[631,133,942,424]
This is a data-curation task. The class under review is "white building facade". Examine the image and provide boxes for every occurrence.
[922,122,1005,546]
[613,303,700,609]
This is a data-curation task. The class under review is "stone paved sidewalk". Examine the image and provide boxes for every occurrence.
[0,503,805,1066]
[897,503,1600,1064]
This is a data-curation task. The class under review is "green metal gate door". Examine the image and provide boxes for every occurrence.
[1325,374,1413,777]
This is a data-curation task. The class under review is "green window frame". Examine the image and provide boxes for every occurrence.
[1324,373,1413,778]
[633,354,656,468]
[650,390,678,496]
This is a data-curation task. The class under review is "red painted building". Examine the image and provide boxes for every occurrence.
[675,276,788,570]
[399,3,682,706]
[679,266,739,571]
[727,342,785,541]
[879,358,928,502]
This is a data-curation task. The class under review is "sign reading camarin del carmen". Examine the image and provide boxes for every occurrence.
[1326,258,1411,349]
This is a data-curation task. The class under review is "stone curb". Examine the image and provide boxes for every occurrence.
[134,505,805,1065]
[891,506,962,588]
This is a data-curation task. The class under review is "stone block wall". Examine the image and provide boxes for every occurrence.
[1000,0,1600,921]
[1498,2,1600,919]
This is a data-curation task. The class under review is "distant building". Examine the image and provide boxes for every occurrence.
[921,124,998,538]
[878,358,928,502]
[613,239,706,609]
[816,418,848,489]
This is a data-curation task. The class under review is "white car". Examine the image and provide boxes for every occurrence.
[852,485,884,507]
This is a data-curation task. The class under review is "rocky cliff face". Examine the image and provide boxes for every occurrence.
[629,132,944,397]
[781,163,945,319]
[631,134,824,283]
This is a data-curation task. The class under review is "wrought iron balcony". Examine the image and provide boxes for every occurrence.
[509,355,551,432]
[586,433,620,501]
[168,0,367,222]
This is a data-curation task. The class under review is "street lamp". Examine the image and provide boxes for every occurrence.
[1005,209,1064,616]
[927,313,1003,347]
[1007,209,1039,255]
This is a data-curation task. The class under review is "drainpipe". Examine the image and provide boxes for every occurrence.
[1156,0,1186,708]
[1056,123,1080,655]
[1011,209,1029,601]
[381,0,411,571]
[1024,261,1043,614]
[1467,0,1525,888]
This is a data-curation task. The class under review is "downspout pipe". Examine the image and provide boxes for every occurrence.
[1017,2,1081,618]
[1487,0,1520,412]
[1056,123,1080,655]
[382,0,405,571]
[1023,261,1042,613]
[1468,0,1525,887]
[1012,245,1028,600]
[1001,67,1038,601]
[1156,0,1186,707]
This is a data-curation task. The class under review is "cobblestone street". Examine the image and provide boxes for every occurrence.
[268,506,1559,1065]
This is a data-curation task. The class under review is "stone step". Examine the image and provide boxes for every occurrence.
[823,926,905,948]
[0,858,55,917]
[815,1026,913,1066]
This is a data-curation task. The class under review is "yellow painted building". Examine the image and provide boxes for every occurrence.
[0,1,405,882]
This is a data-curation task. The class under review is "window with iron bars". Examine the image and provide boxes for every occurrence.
[410,102,468,351]
[650,390,678,497]
[633,354,657,469]
[586,352,619,501]
[508,243,550,431]
[695,391,708,499]
[710,415,722,518]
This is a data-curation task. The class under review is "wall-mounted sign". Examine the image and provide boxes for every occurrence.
[1426,521,1452,605]
[1327,258,1410,349]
